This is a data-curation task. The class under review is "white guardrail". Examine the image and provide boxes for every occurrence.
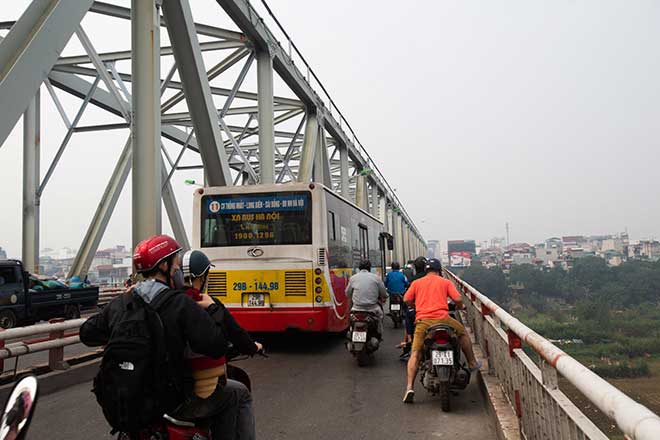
[445,269,660,440]
[0,288,124,373]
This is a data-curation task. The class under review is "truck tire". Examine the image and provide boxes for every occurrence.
[0,311,17,329]
[64,305,81,320]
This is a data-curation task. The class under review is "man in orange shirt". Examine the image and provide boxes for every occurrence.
[401,258,480,403]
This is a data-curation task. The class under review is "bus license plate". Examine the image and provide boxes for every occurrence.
[390,304,401,311]
[432,350,454,366]
[352,331,367,343]
[246,293,265,307]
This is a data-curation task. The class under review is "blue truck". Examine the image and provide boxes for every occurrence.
[0,259,99,329]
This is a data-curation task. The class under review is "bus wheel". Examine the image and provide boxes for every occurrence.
[0,311,17,329]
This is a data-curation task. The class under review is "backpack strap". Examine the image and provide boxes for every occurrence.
[149,289,180,312]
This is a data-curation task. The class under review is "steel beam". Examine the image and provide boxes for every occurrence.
[131,0,161,246]
[313,127,332,187]
[69,138,131,278]
[22,92,40,273]
[371,184,380,219]
[90,1,245,41]
[51,63,302,107]
[339,145,350,198]
[355,175,368,211]
[0,0,93,147]
[162,0,232,187]
[297,113,318,182]
[55,40,244,66]
[161,157,190,250]
[257,49,275,183]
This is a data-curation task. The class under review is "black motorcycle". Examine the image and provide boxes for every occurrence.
[346,310,380,366]
[388,294,404,328]
[418,305,470,411]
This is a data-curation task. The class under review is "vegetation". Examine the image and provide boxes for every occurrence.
[459,257,660,378]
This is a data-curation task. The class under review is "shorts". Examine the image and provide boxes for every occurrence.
[411,317,466,352]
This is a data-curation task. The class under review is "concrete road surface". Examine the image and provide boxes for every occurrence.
[28,323,496,439]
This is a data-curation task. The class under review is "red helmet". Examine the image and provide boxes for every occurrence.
[133,235,182,273]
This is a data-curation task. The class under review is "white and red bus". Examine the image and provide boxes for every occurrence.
[192,182,384,332]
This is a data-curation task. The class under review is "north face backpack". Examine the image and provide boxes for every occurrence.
[92,290,178,433]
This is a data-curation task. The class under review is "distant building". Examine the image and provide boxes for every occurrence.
[0,247,6,259]
[447,240,476,268]
[427,240,440,259]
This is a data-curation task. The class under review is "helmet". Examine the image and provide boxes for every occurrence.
[426,258,442,272]
[182,250,214,279]
[413,257,428,273]
[133,235,182,273]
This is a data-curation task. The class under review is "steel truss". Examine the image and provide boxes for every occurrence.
[0,0,425,277]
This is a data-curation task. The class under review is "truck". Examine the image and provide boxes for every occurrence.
[0,259,99,329]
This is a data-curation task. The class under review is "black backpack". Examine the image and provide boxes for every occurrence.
[92,290,179,433]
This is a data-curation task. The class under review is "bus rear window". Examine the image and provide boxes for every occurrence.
[201,191,312,247]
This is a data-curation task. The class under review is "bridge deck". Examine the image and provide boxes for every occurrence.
[28,325,496,439]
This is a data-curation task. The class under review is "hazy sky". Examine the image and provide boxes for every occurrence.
[1,0,659,258]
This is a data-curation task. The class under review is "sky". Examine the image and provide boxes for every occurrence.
[1,0,659,258]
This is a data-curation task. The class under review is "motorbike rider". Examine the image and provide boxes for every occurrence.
[401,258,481,403]
[346,260,388,338]
[385,262,409,296]
[399,257,428,360]
[171,249,262,440]
[80,235,234,433]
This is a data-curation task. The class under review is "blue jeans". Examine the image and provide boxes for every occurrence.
[210,379,255,440]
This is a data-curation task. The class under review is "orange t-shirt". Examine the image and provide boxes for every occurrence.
[403,273,461,320]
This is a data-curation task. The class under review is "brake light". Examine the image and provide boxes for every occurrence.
[351,312,369,321]
[434,330,451,344]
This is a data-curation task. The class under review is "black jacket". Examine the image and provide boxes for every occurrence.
[213,300,258,356]
[80,287,228,401]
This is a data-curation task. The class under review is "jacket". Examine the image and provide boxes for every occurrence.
[80,280,229,404]
[385,270,409,294]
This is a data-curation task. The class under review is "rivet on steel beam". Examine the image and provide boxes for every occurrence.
[507,329,522,357]
[481,304,491,317]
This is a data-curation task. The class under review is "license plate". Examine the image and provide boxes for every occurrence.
[352,331,367,342]
[246,293,265,307]
[432,350,454,366]
[390,304,401,311]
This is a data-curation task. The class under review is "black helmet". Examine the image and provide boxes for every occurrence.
[359,260,372,271]
[391,262,400,270]
[413,257,428,273]
[182,250,214,279]
[426,258,442,272]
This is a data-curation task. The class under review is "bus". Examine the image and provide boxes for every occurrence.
[192,182,384,332]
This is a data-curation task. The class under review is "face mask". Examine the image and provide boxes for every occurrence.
[173,269,185,290]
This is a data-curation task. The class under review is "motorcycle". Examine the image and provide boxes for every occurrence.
[346,310,381,367]
[388,294,403,328]
[0,375,39,440]
[417,304,470,412]
[119,345,266,439]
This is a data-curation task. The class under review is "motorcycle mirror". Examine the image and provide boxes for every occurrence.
[0,375,38,440]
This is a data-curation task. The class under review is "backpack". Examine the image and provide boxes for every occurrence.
[92,290,178,433]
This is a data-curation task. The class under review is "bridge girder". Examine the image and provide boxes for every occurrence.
[0,0,426,278]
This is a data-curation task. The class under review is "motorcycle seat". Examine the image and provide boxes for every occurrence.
[424,324,456,338]
[163,414,197,427]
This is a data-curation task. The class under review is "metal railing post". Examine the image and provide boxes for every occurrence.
[48,318,68,370]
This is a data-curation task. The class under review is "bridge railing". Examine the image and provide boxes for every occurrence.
[445,269,660,440]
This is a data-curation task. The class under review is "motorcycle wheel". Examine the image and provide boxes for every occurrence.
[439,382,451,412]
[357,350,369,367]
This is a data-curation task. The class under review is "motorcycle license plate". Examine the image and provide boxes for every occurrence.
[390,304,401,311]
[246,293,265,307]
[432,350,454,366]
[352,331,367,343]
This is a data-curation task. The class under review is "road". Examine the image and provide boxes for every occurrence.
[27,323,496,439]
